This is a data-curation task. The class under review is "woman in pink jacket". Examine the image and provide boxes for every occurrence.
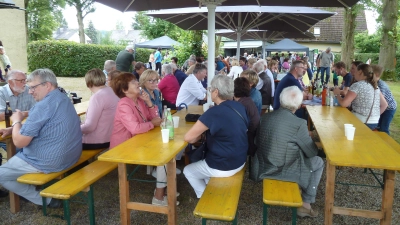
[110,73,177,206]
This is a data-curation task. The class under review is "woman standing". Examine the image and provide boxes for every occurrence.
[333,64,387,130]
[81,69,119,149]
[227,58,243,80]
[148,51,155,70]
[139,70,162,117]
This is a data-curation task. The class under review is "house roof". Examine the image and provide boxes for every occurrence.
[53,28,79,40]
[291,8,367,44]
[110,30,146,44]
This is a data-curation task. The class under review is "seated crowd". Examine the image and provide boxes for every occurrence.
[0,50,396,220]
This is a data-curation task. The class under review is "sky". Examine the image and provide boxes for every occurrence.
[64,3,379,34]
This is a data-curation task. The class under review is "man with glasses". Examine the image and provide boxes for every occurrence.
[0,70,35,121]
[273,61,313,117]
[0,68,82,208]
[176,64,207,107]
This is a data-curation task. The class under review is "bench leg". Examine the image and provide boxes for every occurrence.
[263,204,268,225]
[42,197,47,216]
[63,200,71,225]
[202,218,207,225]
[232,212,238,225]
[291,207,297,225]
[88,186,95,225]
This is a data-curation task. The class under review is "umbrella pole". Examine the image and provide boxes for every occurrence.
[236,12,242,60]
[207,3,217,104]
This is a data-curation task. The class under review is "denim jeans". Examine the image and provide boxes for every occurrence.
[378,109,396,134]
[366,123,378,130]
[319,67,331,84]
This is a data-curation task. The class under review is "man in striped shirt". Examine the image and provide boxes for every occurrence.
[0,68,82,207]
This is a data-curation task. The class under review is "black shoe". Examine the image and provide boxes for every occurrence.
[0,189,8,198]
[47,198,63,208]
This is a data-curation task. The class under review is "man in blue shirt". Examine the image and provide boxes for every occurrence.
[170,60,187,86]
[273,60,313,118]
[333,61,352,96]
[0,68,82,207]
[154,48,163,76]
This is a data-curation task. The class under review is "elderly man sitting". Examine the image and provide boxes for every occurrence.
[250,86,324,218]
[176,64,207,107]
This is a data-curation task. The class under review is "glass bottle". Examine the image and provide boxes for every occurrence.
[166,108,174,139]
[5,101,12,127]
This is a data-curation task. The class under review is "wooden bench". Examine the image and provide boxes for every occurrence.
[193,167,245,224]
[40,160,117,225]
[17,149,105,214]
[263,179,302,225]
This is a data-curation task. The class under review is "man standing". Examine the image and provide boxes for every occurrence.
[0,70,36,120]
[0,69,82,207]
[115,46,135,72]
[273,60,312,117]
[176,64,207,106]
[333,62,352,96]
[317,47,334,84]
[154,48,163,76]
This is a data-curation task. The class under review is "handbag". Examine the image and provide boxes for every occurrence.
[185,114,201,122]
[365,90,376,124]
[187,134,207,163]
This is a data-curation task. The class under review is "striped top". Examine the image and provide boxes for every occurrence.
[17,89,82,173]
[378,80,397,110]
[0,85,36,112]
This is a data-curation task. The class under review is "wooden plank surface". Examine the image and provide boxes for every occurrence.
[306,106,400,170]
[98,106,202,166]
[263,179,302,207]
[74,101,89,116]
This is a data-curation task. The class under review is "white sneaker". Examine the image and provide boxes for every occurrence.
[152,196,179,206]
[154,189,180,197]
[176,168,182,175]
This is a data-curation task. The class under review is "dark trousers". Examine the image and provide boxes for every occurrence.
[162,100,176,110]
[156,62,162,76]
[82,142,110,150]
[148,62,152,69]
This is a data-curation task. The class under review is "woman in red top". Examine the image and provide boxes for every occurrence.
[158,64,180,109]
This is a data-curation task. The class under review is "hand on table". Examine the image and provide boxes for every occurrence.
[0,127,12,138]
[151,117,163,127]
[11,109,24,123]
[307,93,313,100]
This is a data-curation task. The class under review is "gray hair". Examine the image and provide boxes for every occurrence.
[259,59,268,68]
[326,47,331,51]
[162,64,173,75]
[104,60,116,72]
[280,86,303,111]
[253,61,264,73]
[27,68,58,88]
[169,63,177,71]
[189,58,196,63]
[290,60,305,71]
[210,75,234,100]
[7,70,25,80]
[126,45,134,50]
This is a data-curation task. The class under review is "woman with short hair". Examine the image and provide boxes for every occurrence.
[139,70,162,117]
[227,58,243,80]
[240,70,262,114]
[106,70,121,87]
[333,64,387,130]
[159,64,179,109]
[81,68,119,149]
[251,86,324,218]
[183,75,249,198]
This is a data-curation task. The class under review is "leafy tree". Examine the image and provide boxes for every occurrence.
[26,0,66,41]
[354,31,381,53]
[132,11,181,41]
[85,20,98,44]
[116,20,125,30]
[65,0,95,44]
[98,31,115,45]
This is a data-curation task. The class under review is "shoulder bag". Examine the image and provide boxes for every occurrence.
[365,90,376,124]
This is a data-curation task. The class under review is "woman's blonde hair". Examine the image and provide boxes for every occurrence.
[231,58,240,67]
[139,69,159,87]
[268,60,278,70]
[240,70,259,88]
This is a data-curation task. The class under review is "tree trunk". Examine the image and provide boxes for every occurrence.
[215,35,222,57]
[75,5,85,44]
[340,5,360,71]
[379,0,398,80]
[24,0,30,44]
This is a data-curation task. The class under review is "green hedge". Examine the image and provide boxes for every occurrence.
[354,53,400,80]
[28,41,153,77]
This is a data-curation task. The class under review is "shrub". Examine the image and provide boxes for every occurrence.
[28,40,153,77]
[354,53,399,81]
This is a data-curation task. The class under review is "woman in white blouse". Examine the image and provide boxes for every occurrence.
[227,58,243,80]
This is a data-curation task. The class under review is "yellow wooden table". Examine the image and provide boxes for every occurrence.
[98,105,202,225]
[306,106,400,225]
[74,101,89,116]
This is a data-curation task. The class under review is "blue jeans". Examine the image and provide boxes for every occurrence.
[319,67,330,84]
[366,123,378,130]
[378,109,396,134]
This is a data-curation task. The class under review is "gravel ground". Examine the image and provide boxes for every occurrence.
[1,160,399,225]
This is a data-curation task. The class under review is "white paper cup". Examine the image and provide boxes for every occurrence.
[161,129,170,143]
[172,116,179,128]
[344,124,353,137]
[346,127,356,140]
[203,103,209,112]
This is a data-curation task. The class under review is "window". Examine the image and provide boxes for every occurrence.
[314,27,320,37]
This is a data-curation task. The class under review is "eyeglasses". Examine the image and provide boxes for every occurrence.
[147,79,158,84]
[12,79,26,83]
[28,82,46,92]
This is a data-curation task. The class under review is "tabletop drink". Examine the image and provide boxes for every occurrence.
[161,105,167,128]
[166,108,174,139]
[321,86,327,105]
[5,101,12,127]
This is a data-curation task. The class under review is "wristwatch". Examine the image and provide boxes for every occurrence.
[12,121,21,127]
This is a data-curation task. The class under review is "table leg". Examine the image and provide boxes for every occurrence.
[118,163,130,225]
[166,158,177,225]
[6,138,19,213]
[324,161,336,225]
[380,170,395,225]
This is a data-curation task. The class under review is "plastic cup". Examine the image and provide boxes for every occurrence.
[344,124,353,137]
[203,103,209,112]
[172,116,179,128]
[346,127,356,140]
[161,129,170,143]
